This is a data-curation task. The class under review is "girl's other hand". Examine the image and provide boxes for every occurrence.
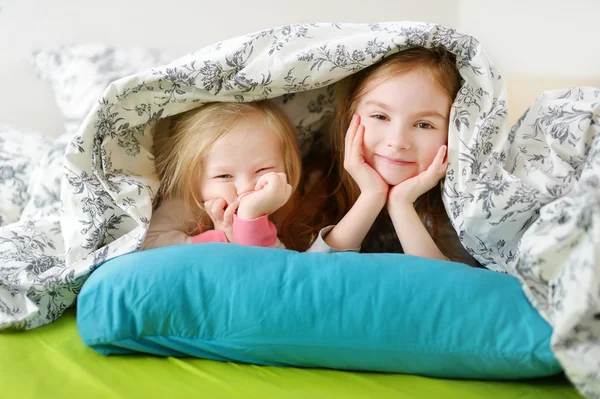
[237,172,292,220]
[388,145,447,208]
[344,115,388,199]
[204,198,239,242]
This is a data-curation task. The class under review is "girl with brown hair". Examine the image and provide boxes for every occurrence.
[307,47,479,266]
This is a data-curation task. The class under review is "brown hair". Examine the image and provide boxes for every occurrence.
[306,47,463,257]
[154,101,303,248]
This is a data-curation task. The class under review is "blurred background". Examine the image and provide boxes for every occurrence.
[1,0,599,135]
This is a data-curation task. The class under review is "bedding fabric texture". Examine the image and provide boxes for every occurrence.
[32,44,179,136]
[77,244,560,379]
[0,126,54,226]
[0,21,598,397]
[0,310,583,399]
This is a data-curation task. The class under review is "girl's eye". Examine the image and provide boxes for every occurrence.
[214,174,233,179]
[372,114,388,121]
[416,122,434,129]
[256,167,273,173]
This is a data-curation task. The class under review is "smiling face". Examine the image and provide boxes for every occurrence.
[198,112,286,206]
[353,68,452,186]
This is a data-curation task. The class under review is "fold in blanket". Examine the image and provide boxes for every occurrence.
[0,22,598,398]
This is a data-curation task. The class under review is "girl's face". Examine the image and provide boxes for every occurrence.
[199,113,286,206]
[354,68,451,186]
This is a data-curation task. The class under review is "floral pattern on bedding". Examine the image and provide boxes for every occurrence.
[0,126,53,226]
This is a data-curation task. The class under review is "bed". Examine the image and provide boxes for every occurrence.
[1,309,581,398]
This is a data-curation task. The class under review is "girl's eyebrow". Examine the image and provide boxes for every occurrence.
[204,165,231,174]
[412,111,447,119]
[365,100,447,120]
[252,157,278,166]
[205,164,229,170]
[364,100,392,111]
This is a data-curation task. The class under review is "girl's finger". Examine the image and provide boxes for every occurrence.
[255,172,275,191]
[204,200,216,218]
[438,169,447,181]
[255,179,266,191]
[435,145,447,165]
[223,201,239,224]
[344,114,359,151]
[350,124,365,163]
[345,125,365,169]
[422,147,447,182]
[255,181,266,191]
[438,160,449,178]
[211,198,226,220]
[275,173,287,192]
[424,146,446,177]
[275,172,288,184]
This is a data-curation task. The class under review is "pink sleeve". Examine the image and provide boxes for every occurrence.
[190,229,228,244]
[232,214,278,247]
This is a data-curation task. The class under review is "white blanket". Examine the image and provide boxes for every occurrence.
[0,22,598,398]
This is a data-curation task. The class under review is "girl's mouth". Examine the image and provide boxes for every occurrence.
[376,154,415,166]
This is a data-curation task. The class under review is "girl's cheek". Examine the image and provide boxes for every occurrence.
[361,135,375,154]
[361,130,379,155]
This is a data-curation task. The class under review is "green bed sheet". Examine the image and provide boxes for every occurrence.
[1,310,581,399]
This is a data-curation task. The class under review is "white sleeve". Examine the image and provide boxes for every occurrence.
[140,198,194,250]
[304,225,360,253]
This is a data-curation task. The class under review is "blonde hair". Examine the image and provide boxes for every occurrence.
[154,101,302,242]
[306,47,463,256]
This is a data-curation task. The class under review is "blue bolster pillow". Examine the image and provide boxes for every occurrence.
[77,243,561,379]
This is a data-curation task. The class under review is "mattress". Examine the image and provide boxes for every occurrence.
[0,309,581,398]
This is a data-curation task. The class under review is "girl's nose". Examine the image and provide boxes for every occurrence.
[236,178,256,197]
[387,126,412,150]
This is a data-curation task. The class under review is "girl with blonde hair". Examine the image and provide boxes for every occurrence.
[307,47,480,266]
[142,100,304,250]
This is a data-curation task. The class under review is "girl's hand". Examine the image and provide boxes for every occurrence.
[204,198,239,242]
[237,172,292,220]
[344,115,388,199]
[388,145,447,208]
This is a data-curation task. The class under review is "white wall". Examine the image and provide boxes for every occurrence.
[0,0,459,136]
[458,0,599,78]
[1,0,599,135]
[457,0,600,121]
